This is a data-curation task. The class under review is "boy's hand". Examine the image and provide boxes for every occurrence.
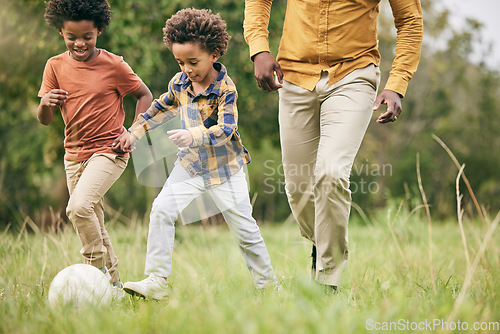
[168,129,193,147]
[41,89,68,107]
[112,128,137,153]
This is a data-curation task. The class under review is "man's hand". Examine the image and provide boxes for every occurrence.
[112,127,137,153]
[374,90,402,124]
[253,52,283,92]
[168,129,193,147]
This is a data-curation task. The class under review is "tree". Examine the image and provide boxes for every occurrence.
[1,0,499,227]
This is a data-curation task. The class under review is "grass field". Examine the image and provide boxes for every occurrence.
[1,207,499,334]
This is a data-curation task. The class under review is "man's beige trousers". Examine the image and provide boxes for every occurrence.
[278,65,380,286]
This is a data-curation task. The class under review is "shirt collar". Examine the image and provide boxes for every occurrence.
[173,62,226,97]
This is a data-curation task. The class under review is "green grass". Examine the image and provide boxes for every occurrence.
[1,209,499,334]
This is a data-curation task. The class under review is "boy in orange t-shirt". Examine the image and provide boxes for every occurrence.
[37,0,152,294]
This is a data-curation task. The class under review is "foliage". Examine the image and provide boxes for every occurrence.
[352,0,500,219]
[0,0,499,226]
[0,0,286,226]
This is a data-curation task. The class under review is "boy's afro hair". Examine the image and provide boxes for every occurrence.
[44,0,111,31]
[163,8,230,56]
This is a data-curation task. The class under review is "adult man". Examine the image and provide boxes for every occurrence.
[244,0,423,290]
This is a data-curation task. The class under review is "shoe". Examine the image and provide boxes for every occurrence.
[111,281,126,301]
[310,246,338,294]
[123,274,168,300]
[311,244,317,275]
[99,266,112,282]
[326,284,338,294]
[313,280,338,294]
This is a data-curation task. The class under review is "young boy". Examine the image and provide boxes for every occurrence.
[114,8,277,300]
[37,0,153,292]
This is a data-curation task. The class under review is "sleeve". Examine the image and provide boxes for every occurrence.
[115,57,144,97]
[38,60,58,97]
[128,78,180,139]
[385,0,424,97]
[243,0,274,60]
[188,89,238,148]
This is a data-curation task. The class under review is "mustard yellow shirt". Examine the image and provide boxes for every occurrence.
[244,0,423,96]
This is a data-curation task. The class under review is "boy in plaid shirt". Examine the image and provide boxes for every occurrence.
[114,8,277,299]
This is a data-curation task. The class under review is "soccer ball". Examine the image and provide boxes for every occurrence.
[48,264,112,308]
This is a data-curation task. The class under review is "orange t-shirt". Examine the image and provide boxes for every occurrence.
[38,49,143,161]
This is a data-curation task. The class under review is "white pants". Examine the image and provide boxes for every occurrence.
[145,162,277,289]
[278,65,380,285]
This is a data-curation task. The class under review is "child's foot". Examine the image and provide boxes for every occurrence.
[123,274,168,300]
[99,266,112,281]
[100,266,126,301]
[111,281,126,301]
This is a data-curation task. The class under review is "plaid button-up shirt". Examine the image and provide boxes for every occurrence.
[129,62,250,188]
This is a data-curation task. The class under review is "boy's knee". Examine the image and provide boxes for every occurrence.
[230,222,263,246]
[66,197,93,221]
[149,202,177,225]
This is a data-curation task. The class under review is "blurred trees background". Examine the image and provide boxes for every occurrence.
[0,0,499,228]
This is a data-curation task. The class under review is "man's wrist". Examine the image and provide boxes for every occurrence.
[251,51,271,62]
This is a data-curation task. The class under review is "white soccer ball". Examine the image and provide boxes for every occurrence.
[48,264,112,308]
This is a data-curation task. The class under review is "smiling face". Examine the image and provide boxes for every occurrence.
[59,20,102,62]
[171,42,219,89]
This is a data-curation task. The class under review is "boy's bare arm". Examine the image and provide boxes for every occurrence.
[112,83,153,153]
[37,89,67,125]
[130,82,153,120]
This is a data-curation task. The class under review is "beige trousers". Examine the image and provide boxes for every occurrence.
[278,65,380,286]
[64,153,128,283]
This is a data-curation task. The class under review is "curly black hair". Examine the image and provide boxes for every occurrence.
[163,8,231,56]
[44,0,112,31]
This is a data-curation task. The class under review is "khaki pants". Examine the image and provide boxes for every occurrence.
[278,65,380,286]
[64,153,128,283]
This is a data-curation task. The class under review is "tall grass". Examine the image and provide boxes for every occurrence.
[1,202,499,334]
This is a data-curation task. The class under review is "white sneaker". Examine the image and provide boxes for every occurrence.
[123,274,168,300]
